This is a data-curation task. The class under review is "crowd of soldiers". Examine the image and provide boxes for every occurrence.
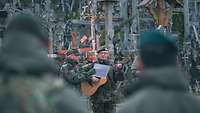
[0,14,137,113]
[1,14,200,113]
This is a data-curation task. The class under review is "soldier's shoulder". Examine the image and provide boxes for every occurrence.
[0,75,65,94]
[0,75,56,113]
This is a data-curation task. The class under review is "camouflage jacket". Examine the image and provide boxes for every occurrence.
[88,62,126,103]
[61,62,94,86]
[62,61,126,103]
[0,74,89,113]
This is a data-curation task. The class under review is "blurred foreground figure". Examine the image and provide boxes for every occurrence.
[0,15,88,113]
[117,31,200,113]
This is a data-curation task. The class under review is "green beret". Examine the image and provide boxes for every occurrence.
[140,30,177,52]
[67,49,80,56]
[97,46,109,53]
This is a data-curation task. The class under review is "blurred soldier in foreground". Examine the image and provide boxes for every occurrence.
[117,31,200,113]
[0,15,88,113]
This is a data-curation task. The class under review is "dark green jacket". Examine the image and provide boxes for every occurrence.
[117,67,200,113]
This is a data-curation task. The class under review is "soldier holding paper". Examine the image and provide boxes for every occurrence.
[62,46,126,113]
[85,47,126,113]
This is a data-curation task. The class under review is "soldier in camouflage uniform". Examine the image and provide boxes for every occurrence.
[0,15,88,113]
[61,49,92,85]
[62,47,126,113]
[61,49,80,84]
[88,47,126,113]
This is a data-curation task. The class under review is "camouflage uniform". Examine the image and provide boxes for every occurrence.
[0,15,88,113]
[60,50,94,96]
[89,60,125,113]
[0,75,89,113]
[62,59,95,89]
[63,59,125,113]
[61,59,80,84]
[62,47,126,113]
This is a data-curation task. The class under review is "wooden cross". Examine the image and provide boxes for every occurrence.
[138,0,183,27]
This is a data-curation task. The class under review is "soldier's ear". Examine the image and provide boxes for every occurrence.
[138,57,144,72]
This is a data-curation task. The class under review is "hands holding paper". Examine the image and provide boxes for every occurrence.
[83,63,110,83]
[93,64,111,77]
[91,76,100,83]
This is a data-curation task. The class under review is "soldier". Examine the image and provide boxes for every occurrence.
[114,53,136,100]
[0,15,88,113]
[62,46,126,113]
[61,49,87,84]
[117,31,200,113]
[87,47,126,113]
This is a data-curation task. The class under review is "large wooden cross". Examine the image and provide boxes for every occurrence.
[138,0,183,27]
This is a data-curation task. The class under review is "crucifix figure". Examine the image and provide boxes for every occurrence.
[138,0,183,31]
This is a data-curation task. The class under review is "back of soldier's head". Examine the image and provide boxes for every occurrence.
[139,31,177,68]
[0,15,57,76]
[6,14,48,45]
